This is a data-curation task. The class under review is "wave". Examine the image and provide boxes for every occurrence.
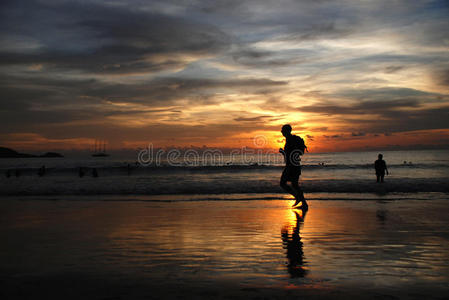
[1,162,448,176]
[1,176,448,196]
[10,192,448,202]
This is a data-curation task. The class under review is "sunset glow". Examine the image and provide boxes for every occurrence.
[1,0,448,152]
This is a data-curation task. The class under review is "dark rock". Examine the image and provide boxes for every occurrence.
[40,152,64,158]
[0,147,36,158]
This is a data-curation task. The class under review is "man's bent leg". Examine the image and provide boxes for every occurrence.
[280,179,297,197]
[291,180,307,208]
[280,168,297,198]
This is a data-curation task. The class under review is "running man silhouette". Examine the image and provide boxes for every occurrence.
[375,153,389,183]
[279,124,308,209]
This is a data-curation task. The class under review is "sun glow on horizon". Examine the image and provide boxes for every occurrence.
[1,0,448,152]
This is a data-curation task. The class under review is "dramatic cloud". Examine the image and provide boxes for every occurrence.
[0,1,231,75]
[0,0,448,151]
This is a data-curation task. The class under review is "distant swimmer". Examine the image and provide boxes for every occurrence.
[375,154,389,183]
[38,165,46,177]
[279,124,308,209]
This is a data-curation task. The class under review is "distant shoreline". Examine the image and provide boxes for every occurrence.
[0,147,63,158]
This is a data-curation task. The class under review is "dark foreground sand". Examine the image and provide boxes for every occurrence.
[1,195,449,299]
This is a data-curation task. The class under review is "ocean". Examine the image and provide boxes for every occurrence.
[2,150,449,299]
[1,149,448,197]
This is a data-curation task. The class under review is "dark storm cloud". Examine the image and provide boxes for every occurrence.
[233,115,285,122]
[13,120,281,144]
[435,69,449,87]
[0,76,101,132]
[298,98,421,115]
[0,74,101,112]
[297,86,449,134]
[231,49,292,67]
[104,108,182,117]
[327,54,448,81]
[1,0,448,149]
[351,132,366,137]
[364,107,449,133]
[301,100,449,134]
[234,116,271,122]
[0,0,231,74]
[323,134,342,139]
[85,77,288,105]
[333,88,446,103]
[281,21,354,42]
[0,72,287,134]
[1,73,286,108]
[311,127,328,132]
[196,0,245,14]
[384,66,405,74]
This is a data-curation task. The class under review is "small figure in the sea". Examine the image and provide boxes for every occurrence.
[79,167,85,178]
[15,169,20,177]
[92,168,98,178]
[375,154,389,183]
[5,169,11,178]
[127,163,131,175]
[279,124,308,209]
[38,165,46,177]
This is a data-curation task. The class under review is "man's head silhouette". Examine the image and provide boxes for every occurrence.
[281,124,292,137]
[378,154,383,159]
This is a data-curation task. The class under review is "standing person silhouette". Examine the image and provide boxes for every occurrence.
[279,124,308,209]
[375,153,389,183]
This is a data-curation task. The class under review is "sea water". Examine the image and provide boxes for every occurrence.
[0,150,448,196]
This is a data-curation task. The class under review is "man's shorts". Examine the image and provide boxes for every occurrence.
[281,165,301,183]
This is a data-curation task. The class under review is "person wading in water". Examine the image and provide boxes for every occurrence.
[375,153,389,183]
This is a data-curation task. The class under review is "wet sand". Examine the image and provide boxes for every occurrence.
[1,196,449,299]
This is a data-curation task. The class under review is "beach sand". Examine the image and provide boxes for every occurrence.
[1,196,449,299]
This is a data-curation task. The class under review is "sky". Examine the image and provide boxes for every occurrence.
[1,0,448,152]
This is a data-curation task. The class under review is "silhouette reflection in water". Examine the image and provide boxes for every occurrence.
[281,208,308,278]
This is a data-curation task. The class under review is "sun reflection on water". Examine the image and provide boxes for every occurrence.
[282,208,308,278]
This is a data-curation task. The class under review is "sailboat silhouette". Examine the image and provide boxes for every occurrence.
[92,140,110,157]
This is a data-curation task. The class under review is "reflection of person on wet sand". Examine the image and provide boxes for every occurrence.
[279,124,308,209]
[375,154,389,183]
[281,209,307,278]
